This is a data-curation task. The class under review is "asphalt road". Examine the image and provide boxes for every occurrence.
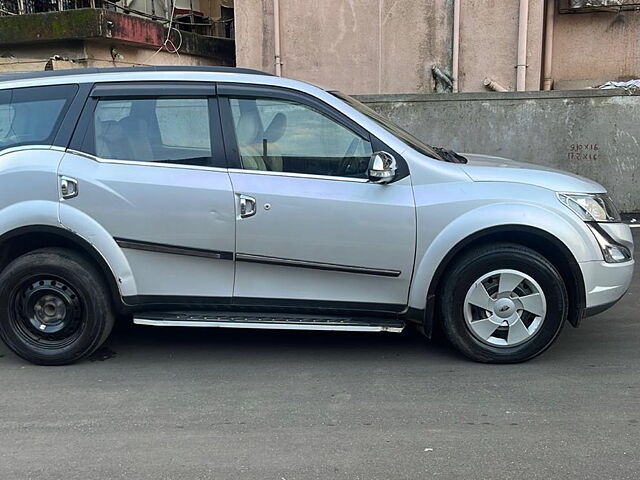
[1,233,639,480]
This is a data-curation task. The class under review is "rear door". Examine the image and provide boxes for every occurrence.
[59,82,236,306]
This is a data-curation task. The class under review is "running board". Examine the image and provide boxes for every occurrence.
[133,312,405,333]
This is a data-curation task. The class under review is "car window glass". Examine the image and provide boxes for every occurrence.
[229,97,372,178]
[94,100,131,123]
[93,97,212,166]
[0,85,76,150]
[0,105,15,142]
[156,98,211,150]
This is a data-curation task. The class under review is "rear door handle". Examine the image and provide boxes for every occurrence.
[239,194,256,218]
[60,176,78,199]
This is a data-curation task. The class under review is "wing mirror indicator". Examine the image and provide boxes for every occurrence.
[368,151,397,184]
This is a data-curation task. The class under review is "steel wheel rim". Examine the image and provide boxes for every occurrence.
[9,276,84,349]
[463,269,547,347]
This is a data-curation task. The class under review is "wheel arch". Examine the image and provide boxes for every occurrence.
[413,224,586,338]
[0,225,128,312]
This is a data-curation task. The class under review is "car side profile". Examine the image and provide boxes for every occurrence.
[0,66,633,365]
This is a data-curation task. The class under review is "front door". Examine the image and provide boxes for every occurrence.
[219,87,416,313]
[59,82,236,306]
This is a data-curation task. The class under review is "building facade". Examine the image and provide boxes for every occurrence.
[235,0,640,94]
[0,0,235,73]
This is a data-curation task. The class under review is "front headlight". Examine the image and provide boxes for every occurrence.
[558,193,630,263]
[557,193,621,223]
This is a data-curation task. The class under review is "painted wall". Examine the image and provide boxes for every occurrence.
[0,40,227,73]
[83,42,223,68]
[235,0,453,94]
[358,90,640,211]
[236,0,640,94]
[552,9,640,88]
[458,0,545,92]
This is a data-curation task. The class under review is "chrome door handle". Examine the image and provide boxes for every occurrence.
[60,176,78,199]
[239,194,256,218]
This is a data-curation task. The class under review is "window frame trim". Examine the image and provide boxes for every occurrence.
[217,83,409,181]
[69,81,227,169]
[0,83,84,153]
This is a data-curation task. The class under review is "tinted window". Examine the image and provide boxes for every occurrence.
[92,97,212,166]
[0,85,77,150]
[229,97,372,178]
[331,91,444,161]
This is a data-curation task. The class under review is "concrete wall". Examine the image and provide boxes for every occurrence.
[235,0,453,94]
[0,40,227,72]
[357,89,640,212]
[553,9,640,88]
[458,0,544,92]
[235,0,640,94]
[83,42,223,68]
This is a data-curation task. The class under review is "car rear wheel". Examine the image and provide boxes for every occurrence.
[0,248,115,365]
[440,243,568,363]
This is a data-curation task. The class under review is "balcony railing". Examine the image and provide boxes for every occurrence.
[0,0,234,39]
[1,0,102,15]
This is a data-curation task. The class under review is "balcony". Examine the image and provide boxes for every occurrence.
[0,1,235,70]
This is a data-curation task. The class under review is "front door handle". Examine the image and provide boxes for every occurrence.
[239,194,256,218]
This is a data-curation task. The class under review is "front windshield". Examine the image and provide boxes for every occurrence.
[330,91,443,161]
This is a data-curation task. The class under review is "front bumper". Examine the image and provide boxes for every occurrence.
[580,258,634,317]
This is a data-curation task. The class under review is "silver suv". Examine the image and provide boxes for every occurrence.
[0,67,633,365]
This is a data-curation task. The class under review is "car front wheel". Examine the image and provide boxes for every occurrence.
[0,248,115,365]
[440,243,568,363]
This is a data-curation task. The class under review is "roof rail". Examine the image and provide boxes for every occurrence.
[0,66,273,82]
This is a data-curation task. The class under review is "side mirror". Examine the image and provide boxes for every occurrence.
[368,151,397,184]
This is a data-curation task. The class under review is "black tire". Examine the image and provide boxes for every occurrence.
[0,248,115,365]
[440,243,567,363]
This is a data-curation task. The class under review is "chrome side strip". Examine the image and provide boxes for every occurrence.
[227,168,369,183]
[115,238,233,260]
[0,144,58,157]
[64,151,369,181]
[134,317,404,333]
[236,253,401,277]
[65,149,229,173]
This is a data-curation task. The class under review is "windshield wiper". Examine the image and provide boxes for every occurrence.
[432,146,468,164]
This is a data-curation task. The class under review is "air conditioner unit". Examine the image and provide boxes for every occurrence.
[124,0,203,19]
[559,0,640,12]
[173,0,202,14]
[570,0,623,6]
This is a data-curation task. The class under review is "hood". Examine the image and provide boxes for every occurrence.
[458,153,605,193]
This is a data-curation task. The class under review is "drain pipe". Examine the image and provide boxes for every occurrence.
[273,0,283,76]
[452,0,461,92]
[483,77,509,92]
[542,0,555,90]
[516,0,529,91]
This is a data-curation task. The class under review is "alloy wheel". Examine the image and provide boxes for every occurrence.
[463,269,547,347]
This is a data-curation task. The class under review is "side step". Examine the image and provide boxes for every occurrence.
[133,311,405,333]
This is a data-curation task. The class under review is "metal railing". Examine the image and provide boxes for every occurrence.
[0,0,235,39]
[0,0,101,15]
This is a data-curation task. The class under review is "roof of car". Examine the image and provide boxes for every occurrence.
[0,66,273,83]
